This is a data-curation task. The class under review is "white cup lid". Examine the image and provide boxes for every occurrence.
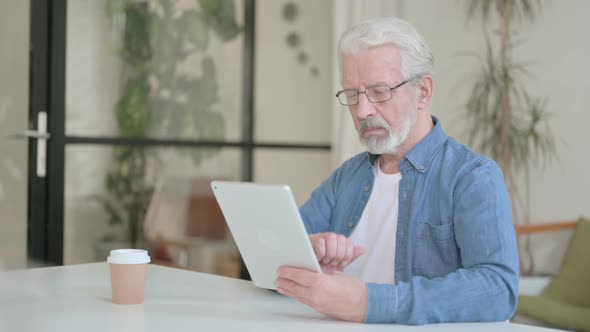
[107,249,151,264]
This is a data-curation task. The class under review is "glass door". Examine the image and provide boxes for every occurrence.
[58,0,248,278]
[27,0,334,279]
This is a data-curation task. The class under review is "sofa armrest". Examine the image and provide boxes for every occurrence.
[514,221,577,236]
[519,276,552,296]
[514,220,578,276]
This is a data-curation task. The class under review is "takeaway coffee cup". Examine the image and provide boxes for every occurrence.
[107,249,151,305]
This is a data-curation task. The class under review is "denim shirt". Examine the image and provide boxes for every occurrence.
[299,117,519,324]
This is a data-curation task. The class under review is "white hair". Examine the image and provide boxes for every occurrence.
[338,17,434,80]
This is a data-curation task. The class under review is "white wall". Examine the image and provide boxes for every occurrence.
[255,0,333,144]
[0,0,30,270]
[254,0,333,205]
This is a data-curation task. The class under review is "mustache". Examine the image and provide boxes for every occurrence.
[358,117,391,132]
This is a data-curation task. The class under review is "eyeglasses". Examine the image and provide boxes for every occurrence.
[335,78,415,106]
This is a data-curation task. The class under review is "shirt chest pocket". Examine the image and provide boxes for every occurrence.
[413,222,460,279]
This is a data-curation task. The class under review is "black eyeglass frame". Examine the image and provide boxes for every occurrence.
[335,77,420,106]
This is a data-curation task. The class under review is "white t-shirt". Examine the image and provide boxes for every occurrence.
[343,160,400,284]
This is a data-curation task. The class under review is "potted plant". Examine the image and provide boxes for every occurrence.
[462,0,557,273]
[96,0,242,258]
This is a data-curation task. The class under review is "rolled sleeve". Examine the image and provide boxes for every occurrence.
[365,283,398,323]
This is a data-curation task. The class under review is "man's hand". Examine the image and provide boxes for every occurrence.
[275,266,367,322]
[310,232,364,273]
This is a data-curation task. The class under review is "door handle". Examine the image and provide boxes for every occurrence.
[8,130,51,140]
[7,112,49,177]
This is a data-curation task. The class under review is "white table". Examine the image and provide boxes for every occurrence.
[0,263,565,332]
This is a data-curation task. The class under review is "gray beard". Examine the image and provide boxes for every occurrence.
[358,110,417,154]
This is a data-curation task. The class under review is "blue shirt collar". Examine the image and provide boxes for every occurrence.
[367,116,447,173]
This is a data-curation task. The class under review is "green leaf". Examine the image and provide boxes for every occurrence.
[180,10,210,51]
[199,0,242,41]
[105,0,126,16]
[150,16,181,70]
[116,77,151,137]
[122,3,152,64]
[192,110,225,140]
[465,0,543,24]
[185,57,220,111]
[94,195,124,226]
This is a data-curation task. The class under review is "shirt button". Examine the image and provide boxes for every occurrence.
[419,165,425,171]
[363,186,369,192]
[348,222,354,228]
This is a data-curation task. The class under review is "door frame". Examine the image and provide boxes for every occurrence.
[27,0,58,263]
[28,0,67,264]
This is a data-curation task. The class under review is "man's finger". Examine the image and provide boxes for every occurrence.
[320,263,340,274]
[275,274,315,305]
[339,238,355,269]
[324,233,337,264]
[314,238,326,261]
[275,277,308,298]
[276,286,313,307]
[332,234,347,266]
[345,238,355,261]
[352,246,365,261]
[277,266,318,287]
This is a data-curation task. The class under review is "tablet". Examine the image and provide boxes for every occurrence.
[211,180,321,289]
